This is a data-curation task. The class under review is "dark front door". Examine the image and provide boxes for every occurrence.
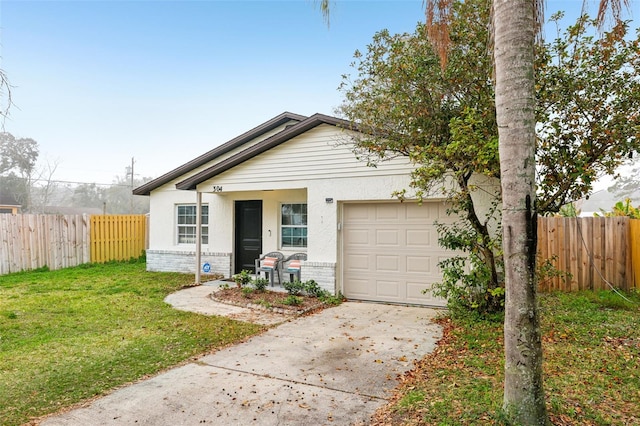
[234,200,262,274]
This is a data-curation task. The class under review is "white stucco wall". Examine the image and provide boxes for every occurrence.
[145,121,500,293]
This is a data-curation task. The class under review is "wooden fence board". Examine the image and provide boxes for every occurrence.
[630,219,640,289]
[0,214,147,275]
[89,215,147,263]
[0,214,89,274]
[538,216,635,292]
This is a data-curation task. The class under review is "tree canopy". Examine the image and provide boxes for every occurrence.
[0,132,39,210]
[337,0,640,313]
[339,7,640,217]
[537,13,640,213]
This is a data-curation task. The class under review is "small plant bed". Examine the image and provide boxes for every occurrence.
[212,272,343,316]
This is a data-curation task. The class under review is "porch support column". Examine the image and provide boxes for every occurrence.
[195,190,202,285]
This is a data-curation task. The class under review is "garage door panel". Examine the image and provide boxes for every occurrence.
[375,229,399,246]
[406,229,430,247]
[345,253,370,270]
[406,256,431,273]
[376,280,402,298]
[345,228,370,245]
[376,255,400,272]
[375,204,401,220]
[405,203,435,220]
[346,278,371,297]
[406,281,432,301]
[344,204,370,221]
[343,202,452,307]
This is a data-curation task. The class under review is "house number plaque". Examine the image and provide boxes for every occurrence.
[212,185,223,192]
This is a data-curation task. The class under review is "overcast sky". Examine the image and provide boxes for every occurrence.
[1,0,638,187]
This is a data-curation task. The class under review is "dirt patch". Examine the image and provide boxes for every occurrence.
[211,287,328,316]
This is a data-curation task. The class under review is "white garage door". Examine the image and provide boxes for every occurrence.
[342,202,454,307]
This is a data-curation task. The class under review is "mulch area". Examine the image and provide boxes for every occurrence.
[211,287,327,316]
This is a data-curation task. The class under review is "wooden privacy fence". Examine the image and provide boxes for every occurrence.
[0,214,89,274]
[537,217,639,292]
[90,215,147,263]
[0,214,147,275]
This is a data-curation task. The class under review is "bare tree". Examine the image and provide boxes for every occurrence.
[0,69,11,127]
[30,158,61,213]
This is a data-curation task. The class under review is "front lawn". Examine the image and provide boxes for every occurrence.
[0,260,263,426]
[371,291,640,425]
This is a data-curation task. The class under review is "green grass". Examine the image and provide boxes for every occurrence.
[375,290,640,425]
[0,260,263,426]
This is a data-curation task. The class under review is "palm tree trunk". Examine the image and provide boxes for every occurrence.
[493,0,547,424]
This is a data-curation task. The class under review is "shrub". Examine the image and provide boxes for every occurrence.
[283,280,305,295]
[232,270,252,288]
[319,291,344,306]
[430,218,503,317]
[303,280,325,297]
[251,278,269,292]
[431,253,504,318]
[255,299,272,309]
[282,295,303,306]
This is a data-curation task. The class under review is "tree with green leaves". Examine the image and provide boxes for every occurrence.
[338,2,640,316]
[338,0,503,313]
[454,0,627,423]
[0,132,39,211]
[537,13,640,213]
[322,0,637,425]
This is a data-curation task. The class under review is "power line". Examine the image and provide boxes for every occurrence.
[29,178,134,188]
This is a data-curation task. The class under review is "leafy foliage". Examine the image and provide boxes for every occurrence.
[595,198,640,218]
[338,1,640,315]
[283,279,306,295]
[282,295,304,306]
[283,279,328,297]
[431,218,504,316]
[338,0,503,314]
[536,14,640,213]
[251,277,270,291]
[0,132,39,210]
[0,132,38,176]
[232,269,252,288]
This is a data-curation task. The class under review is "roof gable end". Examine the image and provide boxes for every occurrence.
[133,112,308,195]
[175,113,353,191]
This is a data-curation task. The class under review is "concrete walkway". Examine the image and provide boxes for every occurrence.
[40,285,443,425]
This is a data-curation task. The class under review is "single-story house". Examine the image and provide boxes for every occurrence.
[0,190,21,214]
[134,112,495,307]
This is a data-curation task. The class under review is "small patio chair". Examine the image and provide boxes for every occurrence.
[283,253,307,282]
[254,251,284,286]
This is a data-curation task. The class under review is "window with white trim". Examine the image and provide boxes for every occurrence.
[177,204,208,244]
[281,203,307,248]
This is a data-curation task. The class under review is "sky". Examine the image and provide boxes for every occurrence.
[1,0,639,187]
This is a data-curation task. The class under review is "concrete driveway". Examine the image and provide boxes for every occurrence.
[40,289,442,425]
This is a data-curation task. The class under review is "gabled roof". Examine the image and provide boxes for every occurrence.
[175,113,353,191]
[133,112,308,196]
[0,188,20,207]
